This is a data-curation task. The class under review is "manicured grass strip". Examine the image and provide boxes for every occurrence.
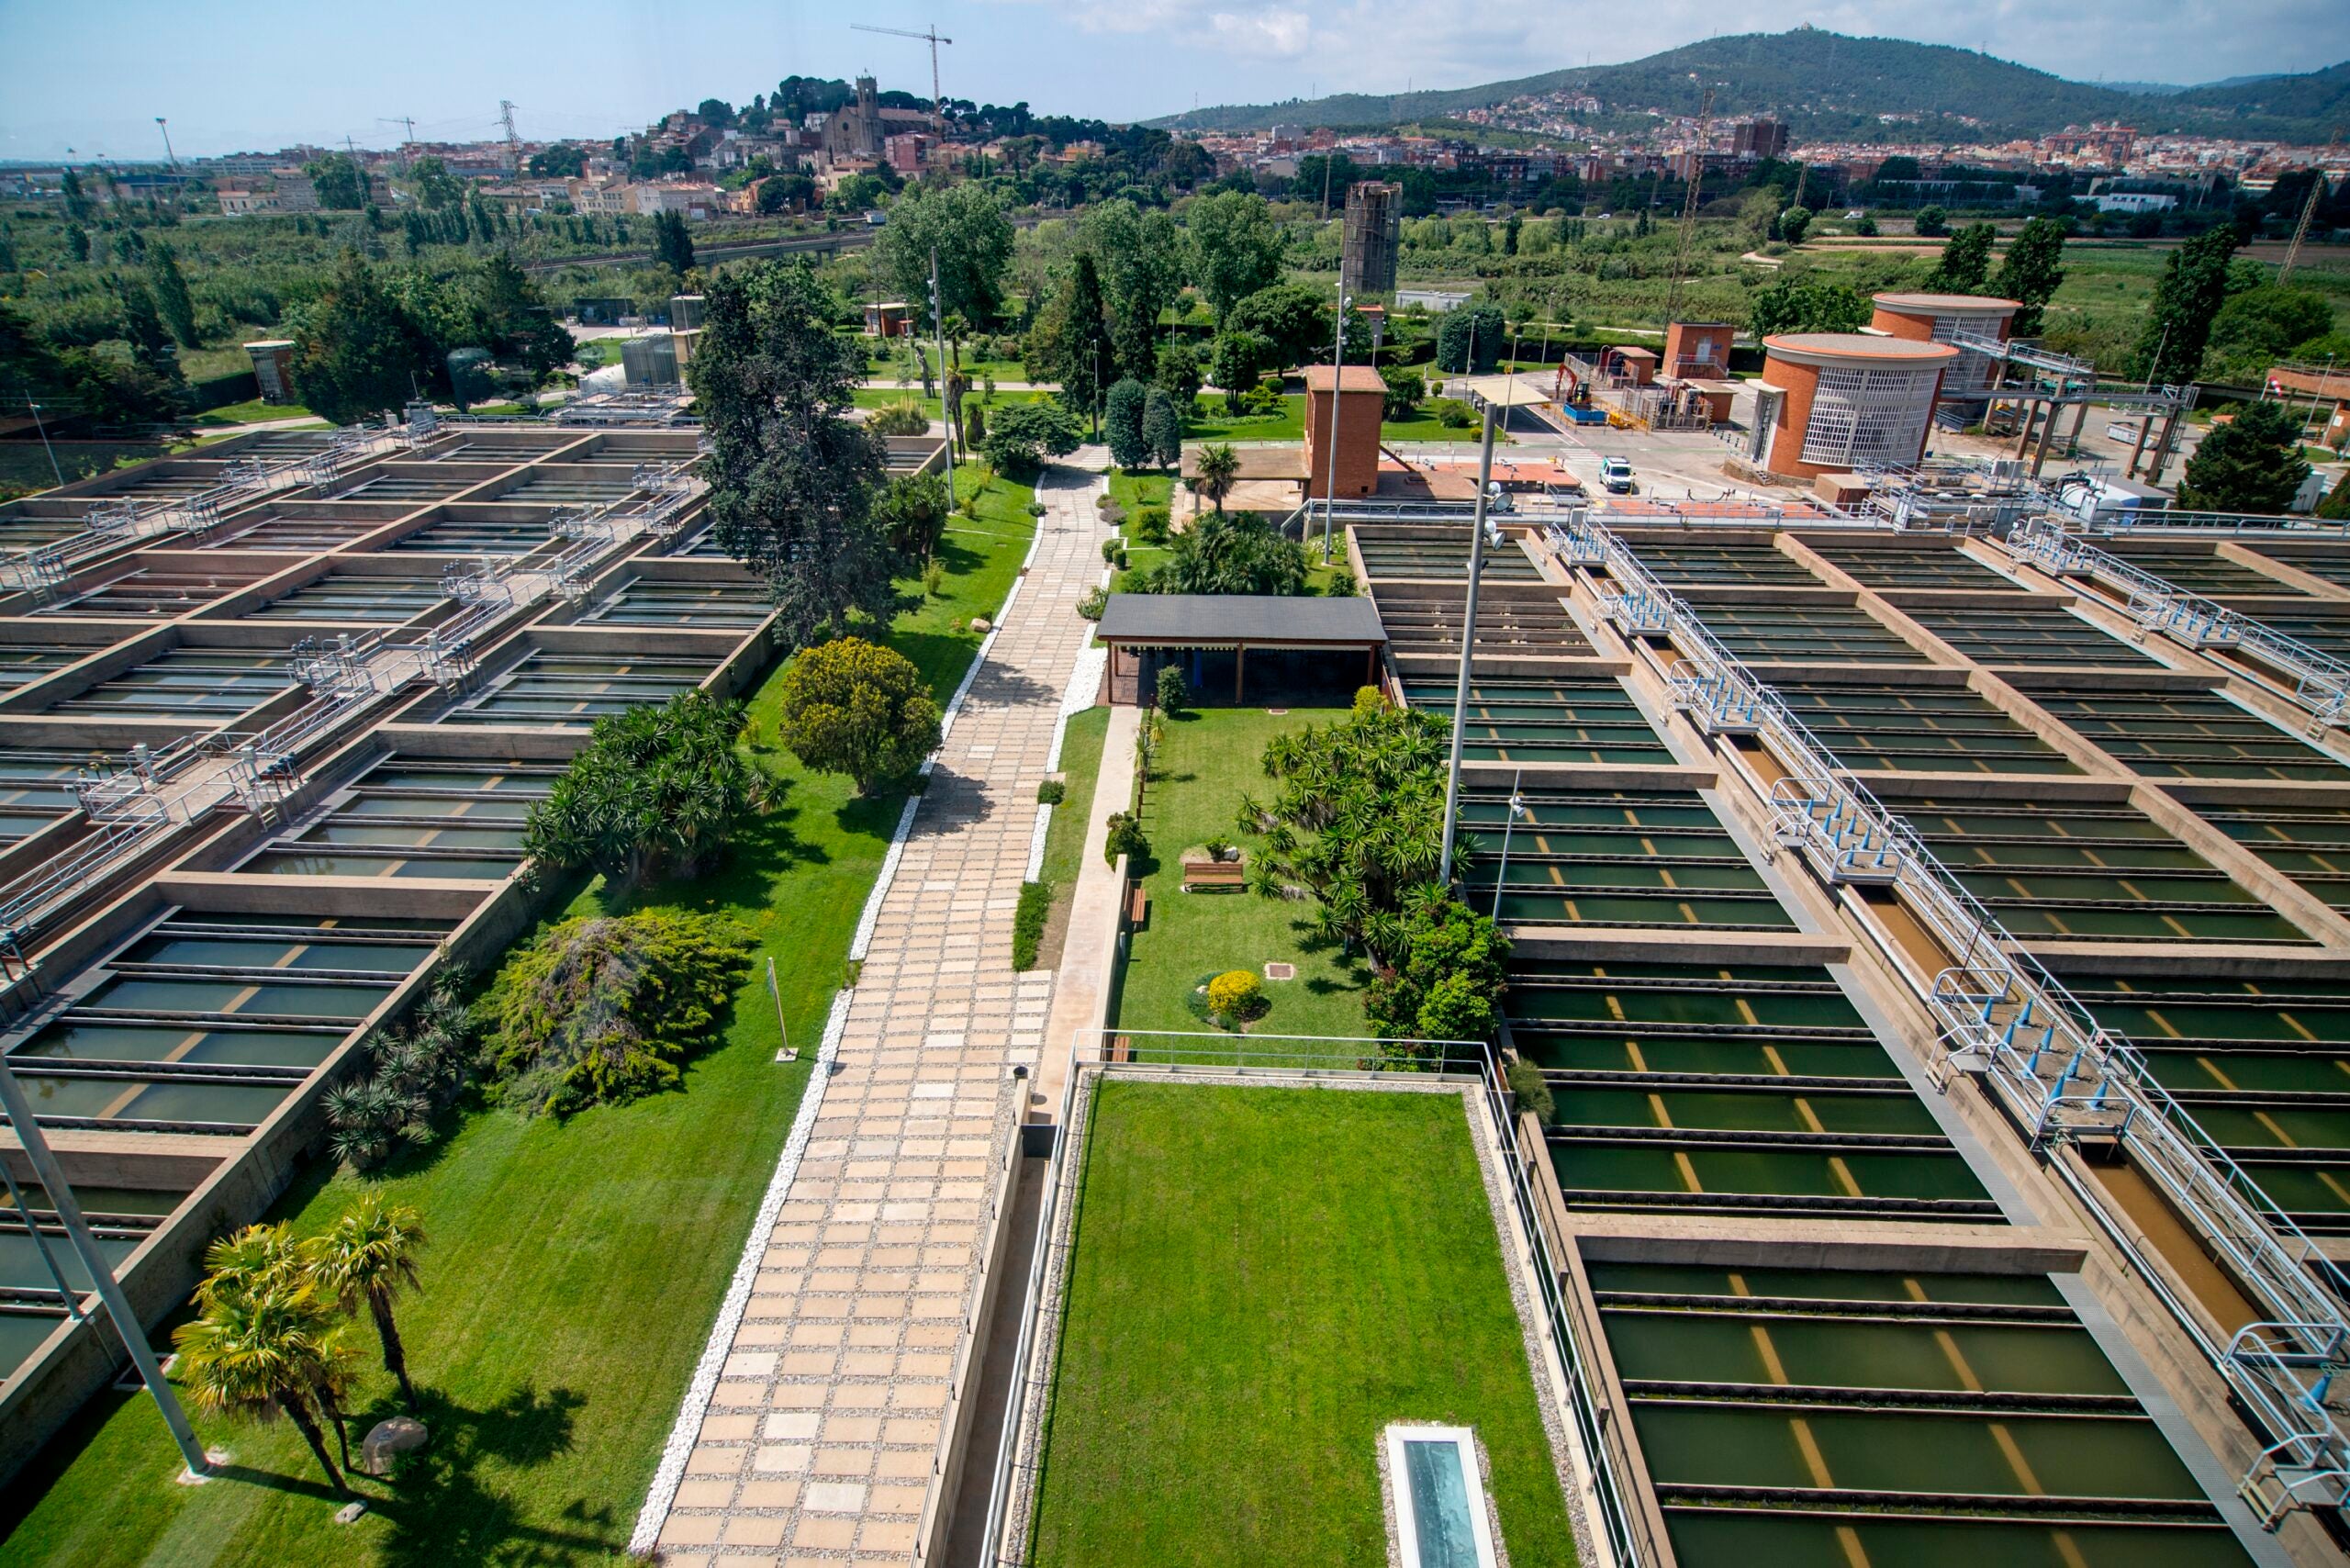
[0,469,1040,1568]
[1036,707,1112,971]
[1013,880,1052,971]
[1030,1082,1574,1568]
[1113,708,1369,1041]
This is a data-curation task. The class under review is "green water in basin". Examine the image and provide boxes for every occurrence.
[83,976,385,1018]
[1604,1312,2126,1394]
[15,1023,341,1068]
[1662,1513,2249,1568]
[7,1076,292,1125]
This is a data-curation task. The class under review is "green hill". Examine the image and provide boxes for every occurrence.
[1150,29,2350,143]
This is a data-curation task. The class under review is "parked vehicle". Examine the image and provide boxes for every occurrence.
[1599,456,1637,494]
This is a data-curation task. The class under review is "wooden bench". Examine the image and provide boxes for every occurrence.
[1181,857,1247,892]
[1125,884,1149,929]
[1110,1035,1133,1062]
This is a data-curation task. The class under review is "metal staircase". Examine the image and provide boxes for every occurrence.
[1541,509,2350,1527]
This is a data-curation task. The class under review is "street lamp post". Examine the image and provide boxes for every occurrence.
[0,1063,209,1479]
[1320,290,1352,563]
[154,118,176,168]
[1491,767,1527,915]
[26,400,63,490]
[1438,396,1501,887]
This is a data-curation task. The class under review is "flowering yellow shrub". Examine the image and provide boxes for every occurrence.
[1206,969,1264,1018]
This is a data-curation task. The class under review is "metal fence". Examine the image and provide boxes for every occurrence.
[977,1030,1659,1568]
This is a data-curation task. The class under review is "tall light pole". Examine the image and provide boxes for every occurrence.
[26,401,63,490]
[930,249,957,465]
[1319,290,1351,563]
[154,118,176,167]
[1438,395,1501,886]
[0,1065,209,1480]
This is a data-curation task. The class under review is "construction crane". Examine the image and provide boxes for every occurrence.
[1662,80,1718,324]
[850,23,953,136]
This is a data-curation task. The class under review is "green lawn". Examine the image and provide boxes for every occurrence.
[1036,707,1112,969]
[193,397,316,427]
[1183,393,1492,447]
[1112,708,1369,1044]
[1106,473,1175,584]
[0,469,1039,1568]
[1029,1082,1575,1568]
[853,387,1050,420]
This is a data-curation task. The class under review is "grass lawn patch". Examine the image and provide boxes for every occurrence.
[1182,395,1305,445]
[0,469,1041,1568]
[1028,1081,1573,1568]
[853,387,1049,420]
[1036,707,1111,969]
[193,397,316,427]
[1382,407,1497,442]
[1113,708,1369,1045]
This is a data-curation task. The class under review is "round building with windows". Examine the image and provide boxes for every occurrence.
[1756,332,1961,479]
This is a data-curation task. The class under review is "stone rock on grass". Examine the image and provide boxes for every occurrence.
[360,1415,429,1475]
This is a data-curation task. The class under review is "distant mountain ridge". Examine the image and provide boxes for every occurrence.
[1149,30,2350,143]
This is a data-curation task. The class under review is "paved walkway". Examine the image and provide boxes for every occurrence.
[655,466,1108,1566]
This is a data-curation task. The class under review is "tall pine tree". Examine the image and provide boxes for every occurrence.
[1993,217,2068,337]
[2133,226,2240,386]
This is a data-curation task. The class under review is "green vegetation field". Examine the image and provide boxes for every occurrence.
[0,466,1037,1568]
[1112,707,1369,1044]
[1028,1081,1574,1567]
[1035,706,1113,969]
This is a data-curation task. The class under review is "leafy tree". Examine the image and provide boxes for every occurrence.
[60,167,90,223]
[287,251,441,424]
[1186,190,1286,320]
[1778,206,1813,246]
[2133,225,2240,386]
[962,399,987,451]
[1992,216,2068,335]
[1103,376,1149,469]
[174,1264,352,1496]
[776,635,943,793]
[1380,364,1425,420]
[304,152,369,210]
[1046,252,1115,430]
[1436,305,1505,375]
[1365,889,1511,1050]
[524,689,770,882]
[875,183,1014,330]
[1208,330,1272,412]
[2204,286,2336,380]
[2177,400,2312,513]
[757,173,816,214]
[408,155,464,209]
[1084,200,1185,381]
[471,250,572,385]
[1746,277,1871,337]
[1852,212,1880,237]
[1238,702,1451,962]
[872,469,952,559]
[528,143,586,178]
[484,911,754,1117]
[1225,283,1331,371]
[981,399,1084,475]
[63,224,88,263]
[305,1195,429,1413]
[693,259,897,644]
[1134,510,1306,596]
[2319,471,2350,521]
[145,241,199,348]
[1925,221,1998,294]
[1154,342,1202,404]
[1188,442,1239,516]
[110,278,183,386]
[1914,205,1949,238]
[1142,386,1182,468]
[652,208,696,274]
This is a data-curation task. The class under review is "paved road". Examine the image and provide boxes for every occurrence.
[647,465,1109,1565]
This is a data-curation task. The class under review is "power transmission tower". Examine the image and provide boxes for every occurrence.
[499,99,521,172]
[849,24,954,136]
[2279,131,2339,285]
[1662,81,1717,324]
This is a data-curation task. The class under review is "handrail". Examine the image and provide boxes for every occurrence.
[1543,510,2350,1525]
[2004,515,2350,728]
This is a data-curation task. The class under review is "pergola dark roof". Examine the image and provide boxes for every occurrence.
[1095,594,1386,648]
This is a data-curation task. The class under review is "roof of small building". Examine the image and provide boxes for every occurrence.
[1302,364,1388,392]
[1096,593,1387,646]
[1762,332,1962,366]
[1872,291,2021,314]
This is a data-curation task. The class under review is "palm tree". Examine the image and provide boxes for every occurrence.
[306,1195,428,1412]
[174,1282,351,1497]
[1192,442,1239,516]
[196,1222,304,1308]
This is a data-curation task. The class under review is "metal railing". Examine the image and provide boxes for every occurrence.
[981,1031,1658,1566]
[2003,515,2350,729]
[1542,509,2350,1525]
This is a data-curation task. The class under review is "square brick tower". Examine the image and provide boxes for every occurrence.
[1303,364,1386,499]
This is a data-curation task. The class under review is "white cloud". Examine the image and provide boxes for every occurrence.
[1209,7,1312,56]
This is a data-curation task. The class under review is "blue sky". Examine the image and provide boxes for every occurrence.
[2,0,2344,160]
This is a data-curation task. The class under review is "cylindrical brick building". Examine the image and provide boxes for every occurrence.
[1759,333,1958,479]
[1870,292,2019,420]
